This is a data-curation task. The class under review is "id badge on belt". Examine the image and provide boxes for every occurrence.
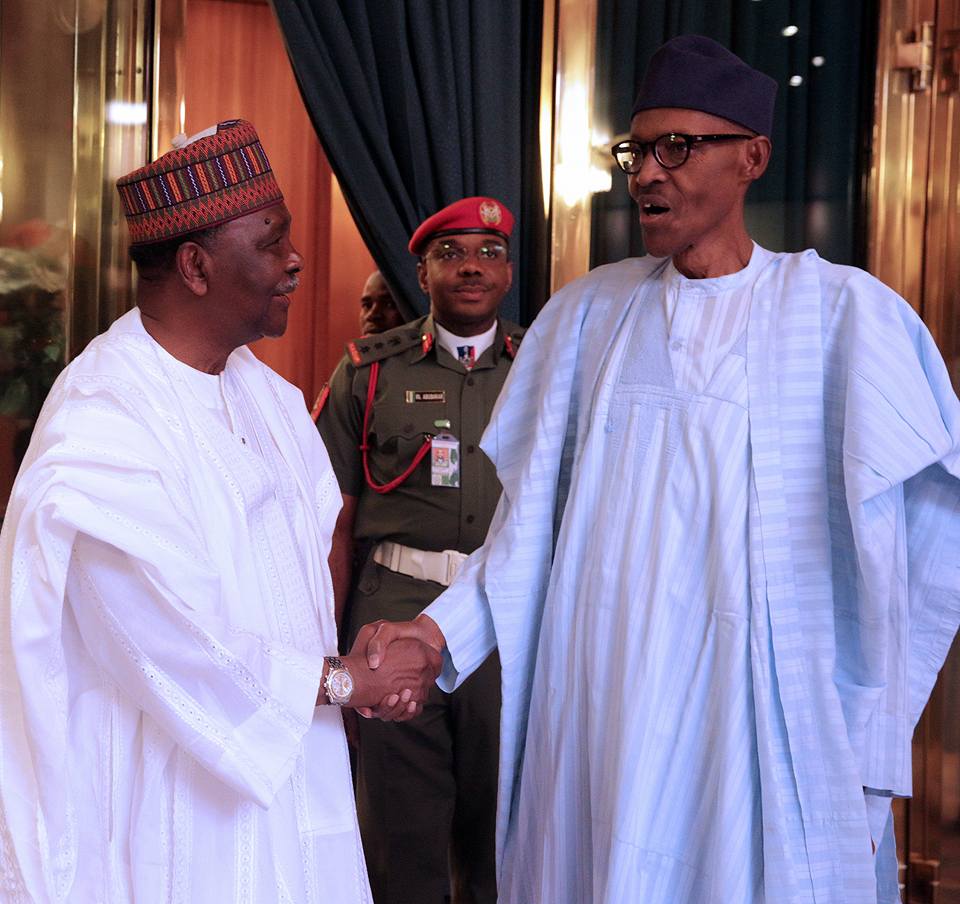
[431,421,460,487]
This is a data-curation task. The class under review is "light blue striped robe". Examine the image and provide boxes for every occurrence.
[425,248,960,903]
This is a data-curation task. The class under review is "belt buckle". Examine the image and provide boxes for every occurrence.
[388,542,402,573]
[443,549,466,585]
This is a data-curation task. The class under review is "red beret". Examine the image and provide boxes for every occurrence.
[116,119,283,245]
[408,196,514,255]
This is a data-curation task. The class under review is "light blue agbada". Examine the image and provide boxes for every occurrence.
[426,248,960,903]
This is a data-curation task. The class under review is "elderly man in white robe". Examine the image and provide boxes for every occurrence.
[0,119,440,904]
[355,36,960,904]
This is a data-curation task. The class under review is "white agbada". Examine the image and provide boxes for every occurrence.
[426,247,960,903]
[0,310,371,903]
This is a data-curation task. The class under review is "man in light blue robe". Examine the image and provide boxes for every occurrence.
[355,36,960,903]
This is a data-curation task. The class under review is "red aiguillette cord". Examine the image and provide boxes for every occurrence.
[361,361,432,494]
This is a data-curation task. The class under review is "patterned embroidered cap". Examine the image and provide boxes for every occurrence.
[408,196,514,255]
[116,119,284,246]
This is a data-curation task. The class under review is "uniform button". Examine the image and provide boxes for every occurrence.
[466,377,475,386]
[466,514,475,524]
[467,445,475,453]
[671,340,683,351]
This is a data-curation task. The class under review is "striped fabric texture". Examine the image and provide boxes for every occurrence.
[426,247,960,903]
[116,119,283,245]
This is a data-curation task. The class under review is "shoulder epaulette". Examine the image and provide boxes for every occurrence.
[345,325,424,368]
[310,383,330,422]
[502,320,527,359]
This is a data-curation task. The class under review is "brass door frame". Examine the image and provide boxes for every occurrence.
[67,0,153,358]
[541,0,600,296]
[870,0,960,384]
[922,6,960,388]
[868,1,937,315]
[869,2,960,901]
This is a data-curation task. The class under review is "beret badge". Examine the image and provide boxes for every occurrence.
[478,200,502,226]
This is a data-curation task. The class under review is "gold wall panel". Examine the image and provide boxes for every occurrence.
[0,0,149,516]
[546,0,599,295]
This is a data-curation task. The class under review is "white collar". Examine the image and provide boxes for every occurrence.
[434,320,498,366]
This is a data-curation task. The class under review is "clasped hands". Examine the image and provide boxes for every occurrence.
[338,615,446,721]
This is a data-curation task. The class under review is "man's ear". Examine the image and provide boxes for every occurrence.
[504,261,513,295]
[416,260,430,295]
[742,135,772,183]
[175,241,210,297]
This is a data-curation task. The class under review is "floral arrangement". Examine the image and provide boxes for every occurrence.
[0,233,67,423]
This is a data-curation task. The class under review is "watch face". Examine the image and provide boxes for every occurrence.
[329,669,354,702]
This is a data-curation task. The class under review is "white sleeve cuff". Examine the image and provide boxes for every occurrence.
[423,553,497,692]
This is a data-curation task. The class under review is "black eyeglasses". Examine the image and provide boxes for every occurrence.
[611,133,753,173]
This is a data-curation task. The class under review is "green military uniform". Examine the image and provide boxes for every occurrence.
[318,313,524,904]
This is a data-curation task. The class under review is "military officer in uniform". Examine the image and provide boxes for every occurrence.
[317,196,524,904]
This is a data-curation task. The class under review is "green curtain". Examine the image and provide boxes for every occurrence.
[591,0,878,268]
[269,0,544,324]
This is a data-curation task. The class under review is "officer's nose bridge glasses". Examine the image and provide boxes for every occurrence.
[423,240,509,265]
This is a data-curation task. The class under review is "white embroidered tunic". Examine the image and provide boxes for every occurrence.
[0,310,371,903]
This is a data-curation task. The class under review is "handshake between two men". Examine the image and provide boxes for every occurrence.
[320,615,447,720]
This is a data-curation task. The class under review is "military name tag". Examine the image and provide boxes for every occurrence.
[405,390,446,403]
[431,433,460,487]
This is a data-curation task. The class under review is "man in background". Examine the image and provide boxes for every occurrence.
[319,197,524,904]
[0,119,437,903]
[310,270,405,423]
[359,269,405,335]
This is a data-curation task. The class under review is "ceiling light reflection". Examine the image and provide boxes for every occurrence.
[105,101,147,125]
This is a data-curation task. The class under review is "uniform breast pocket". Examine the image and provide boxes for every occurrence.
[367,405,440,463]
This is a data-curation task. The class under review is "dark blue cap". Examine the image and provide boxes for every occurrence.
[631,35,777,137]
